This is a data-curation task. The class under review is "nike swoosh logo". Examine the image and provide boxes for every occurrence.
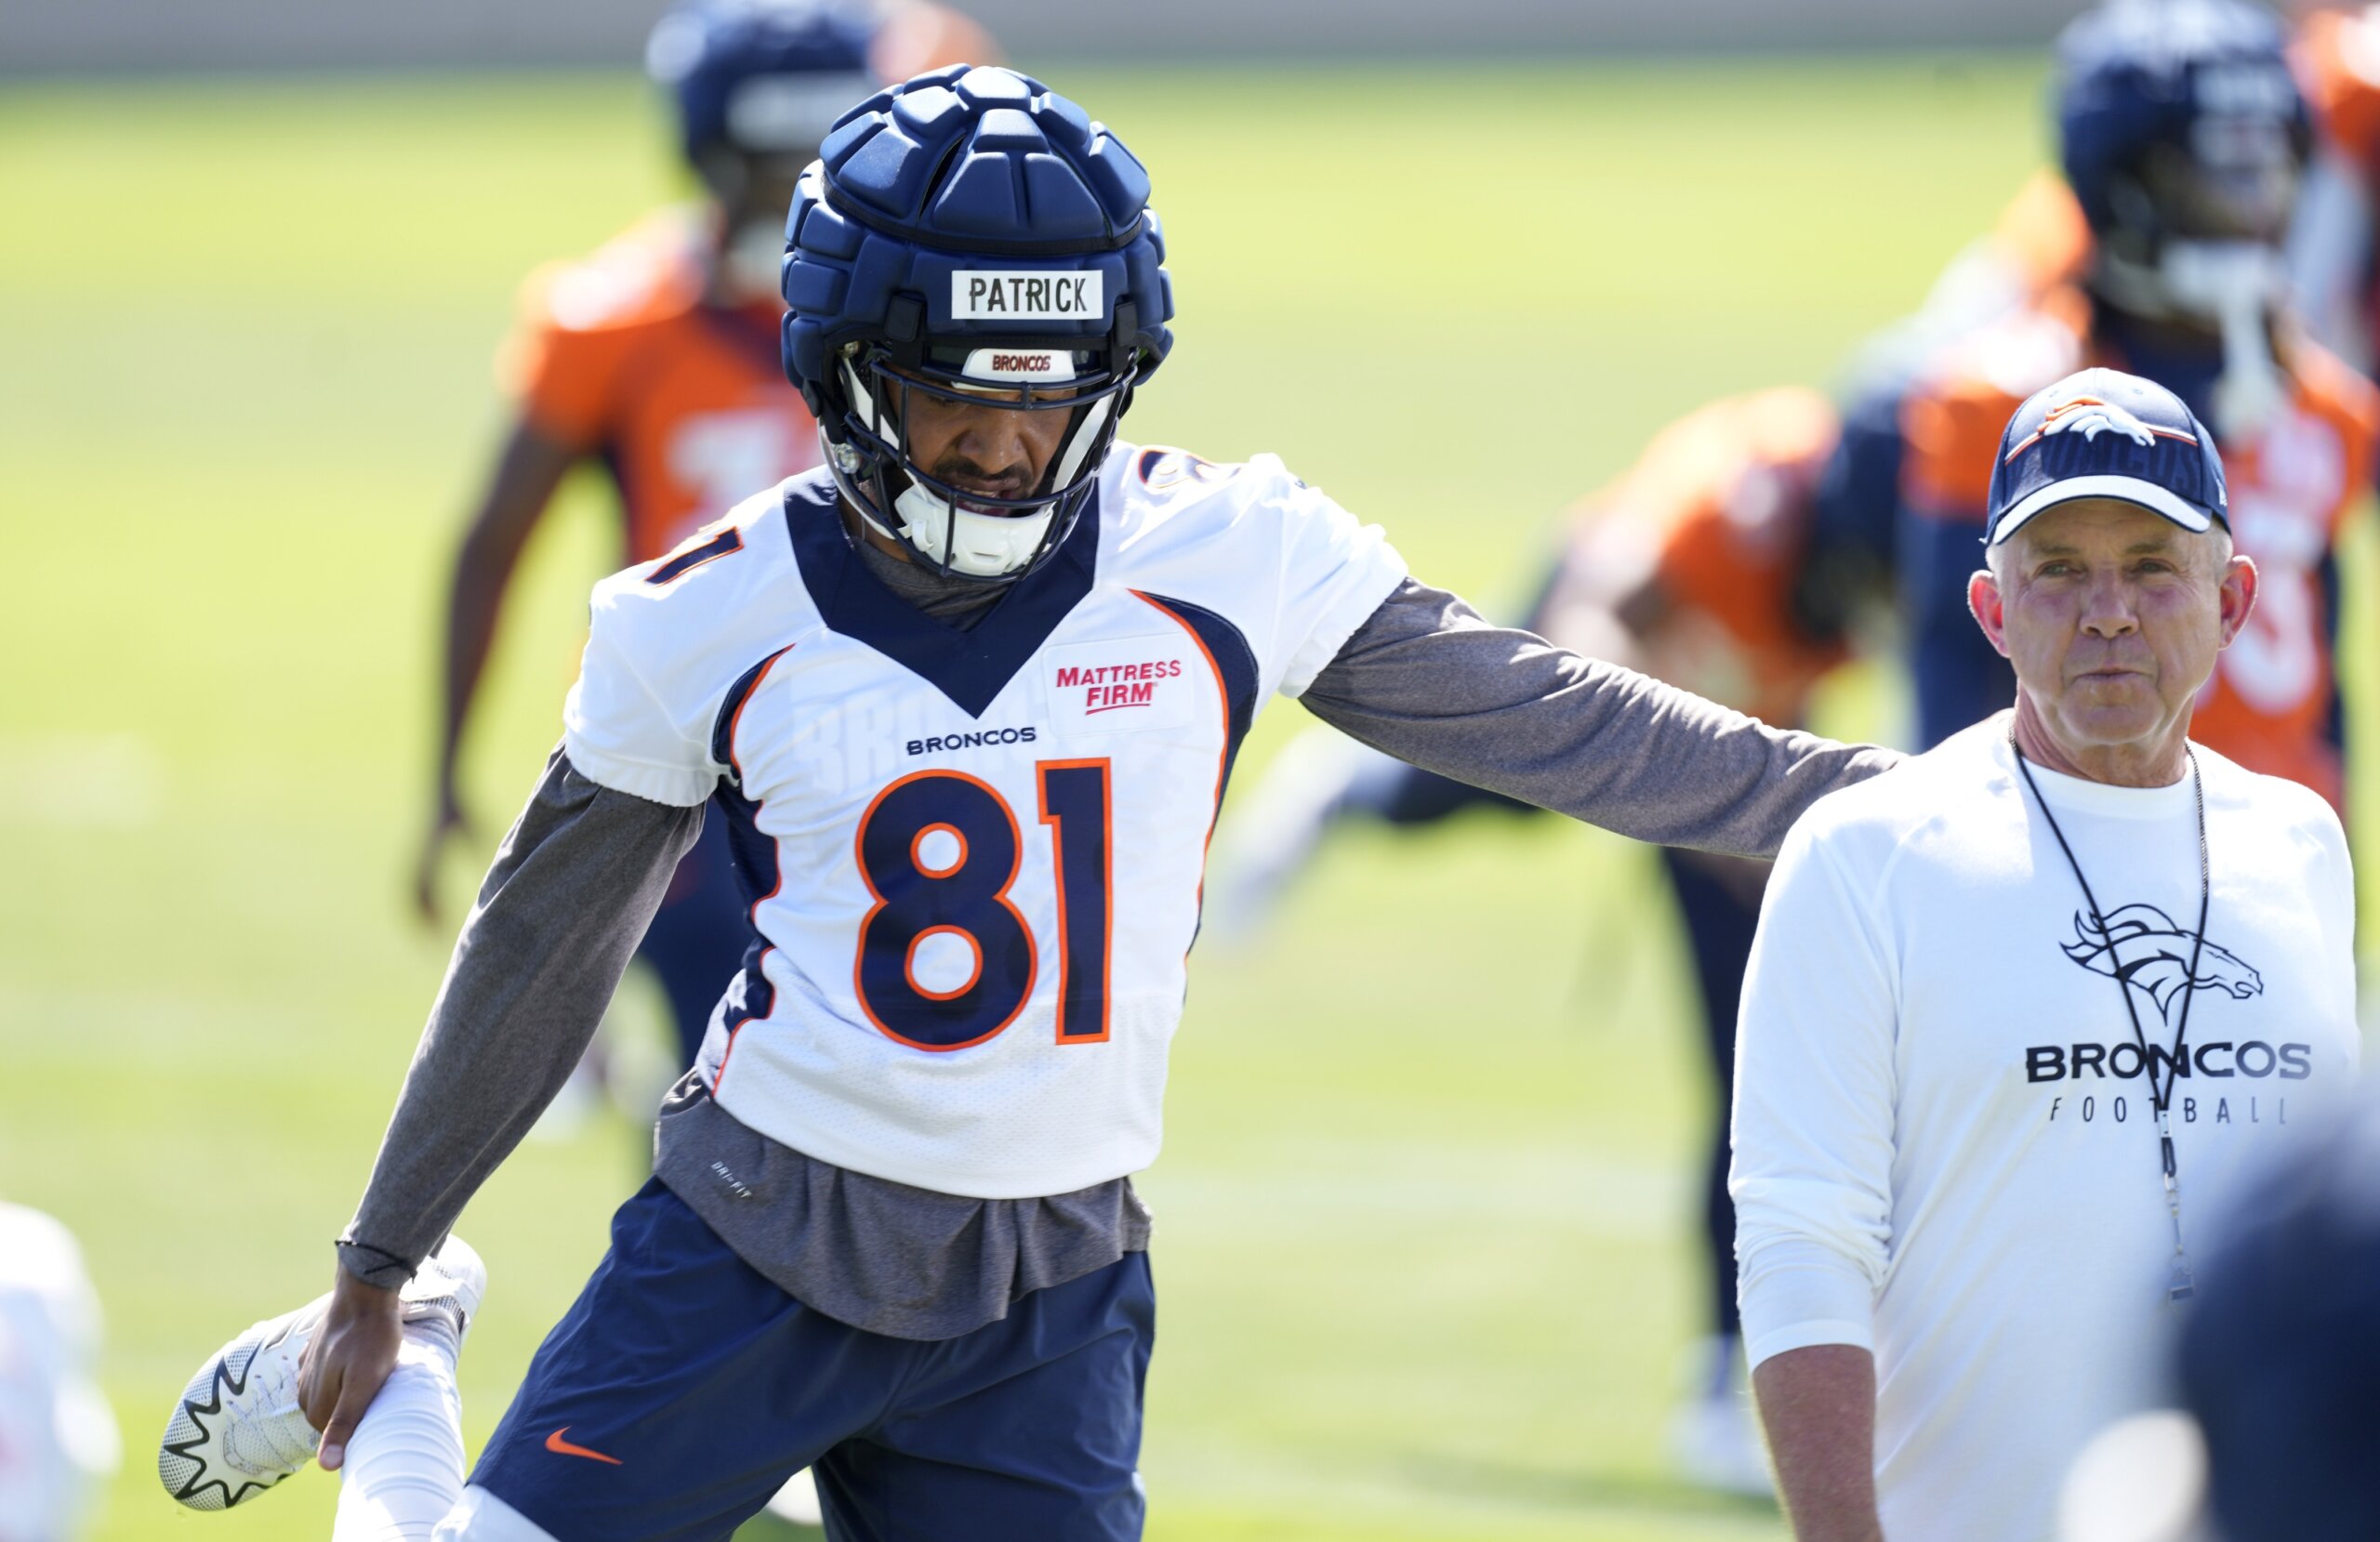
[544,1427,622,1466]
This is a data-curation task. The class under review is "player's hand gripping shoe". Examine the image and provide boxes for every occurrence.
[157,1236,485,1510]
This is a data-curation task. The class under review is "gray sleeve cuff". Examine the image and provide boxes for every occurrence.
[334,1235,416,1292]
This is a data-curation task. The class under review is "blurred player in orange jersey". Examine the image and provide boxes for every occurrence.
[1817,0,2378,814]
[1909,4,2380,375]
[413,0,995,1071]
[1214,387,1860,1498]
[2289,3,2380,366]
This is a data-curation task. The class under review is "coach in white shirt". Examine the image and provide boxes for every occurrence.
[1729,365,2360,1542]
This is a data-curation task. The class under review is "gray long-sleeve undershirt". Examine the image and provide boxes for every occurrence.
[334,752,702,1287]
[338,576,1898,1337]
[1302,580,1892,857]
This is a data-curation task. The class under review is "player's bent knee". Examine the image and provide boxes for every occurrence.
[430,1486,561,1542]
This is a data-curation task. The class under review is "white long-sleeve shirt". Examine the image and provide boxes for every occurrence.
[1731,716,2359,1542]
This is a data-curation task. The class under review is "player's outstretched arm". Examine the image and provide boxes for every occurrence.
[1297,579,1900,860]
[313,751,701,1431]
[416,420,578,925]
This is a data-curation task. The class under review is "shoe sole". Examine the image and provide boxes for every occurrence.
[158,1301,319,1511]
[158,1236,487,1512]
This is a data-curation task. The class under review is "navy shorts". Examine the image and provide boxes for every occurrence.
[470,1180,1152,1542]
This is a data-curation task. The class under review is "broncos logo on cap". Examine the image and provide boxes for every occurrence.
[2061,904,2262,1032]
[2004,397,2200,464]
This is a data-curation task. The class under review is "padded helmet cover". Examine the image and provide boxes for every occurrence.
[777,63,1174,579]
[781,63,1172,401]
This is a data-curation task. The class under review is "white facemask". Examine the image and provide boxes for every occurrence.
[889,483,1059,579]
[2098,239,2289,437]
[836,353,1118,579]
[2159,241,2289,436]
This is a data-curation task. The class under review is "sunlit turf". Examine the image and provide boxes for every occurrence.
[3,53,2371,1542]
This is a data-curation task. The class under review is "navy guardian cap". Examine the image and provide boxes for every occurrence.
[1985,367,2228,547]
[646,0,880,164]
[780,64,1172,582]
[2056,0,2308,242]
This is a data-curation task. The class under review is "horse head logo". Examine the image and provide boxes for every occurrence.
[2060,904,2262,1031]
[2004,396,2199,465]
[2040,396,2161,447]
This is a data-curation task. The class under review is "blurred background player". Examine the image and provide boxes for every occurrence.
[2285,2,2380,371]
[410,0,996,1078]
[1214,386,1864,1497]
[1887,4,2380,385]
[1821,0,2378,810]
[0,1202,119,1542]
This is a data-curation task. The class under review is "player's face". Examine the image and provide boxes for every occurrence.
[1969,498,2256,757]
[892,376,1076,511]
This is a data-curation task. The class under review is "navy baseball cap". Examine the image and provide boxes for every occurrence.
[1984,367,2228,546]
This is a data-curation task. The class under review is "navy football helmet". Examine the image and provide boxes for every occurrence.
[780,65,1173,580]
[2058,0,2311,248]
[2056,0,2314,431]
[647,1,885,298]
[646,0,879,165]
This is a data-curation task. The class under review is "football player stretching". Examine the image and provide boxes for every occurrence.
[414,0,991,1076]
[163,65,1896,1541]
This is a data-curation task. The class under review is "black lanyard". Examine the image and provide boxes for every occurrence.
[2010,733,2210,1305]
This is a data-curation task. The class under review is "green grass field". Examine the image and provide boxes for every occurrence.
[2,53,2371,1542]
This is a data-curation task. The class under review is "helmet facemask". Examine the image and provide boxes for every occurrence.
[826,341,1135,582]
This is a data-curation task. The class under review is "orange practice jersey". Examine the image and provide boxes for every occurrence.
[1983,168,2096,303]
[2298,6,2380,173]
[1553,388,1848,730]
[2293,8,2380,361]
[1899,290,2380,809]
[500,210,824,565]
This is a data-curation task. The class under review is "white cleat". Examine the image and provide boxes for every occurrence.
[158,1236,486,1511]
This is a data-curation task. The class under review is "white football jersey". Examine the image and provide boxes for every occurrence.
[564,443,1407,1197]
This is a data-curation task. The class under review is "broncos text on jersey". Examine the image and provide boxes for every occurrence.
[563,443,1407,1198]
